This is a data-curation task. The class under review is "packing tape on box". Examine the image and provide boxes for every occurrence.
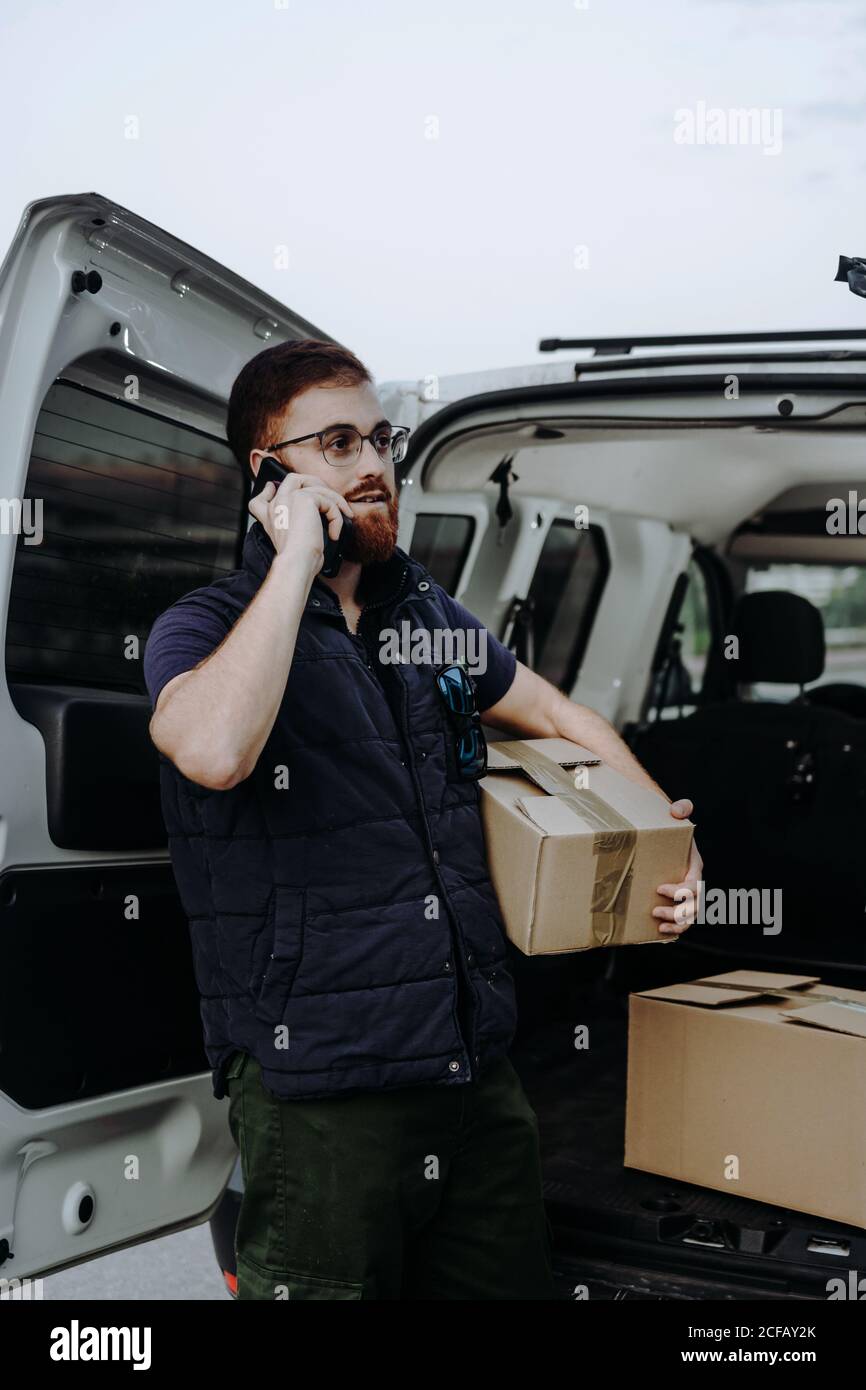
[694,977,866,1013]
[504,741,637,947]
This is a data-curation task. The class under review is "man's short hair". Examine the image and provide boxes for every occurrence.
[226,338,373,475]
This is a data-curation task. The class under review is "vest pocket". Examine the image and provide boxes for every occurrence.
[253,887,305,1024]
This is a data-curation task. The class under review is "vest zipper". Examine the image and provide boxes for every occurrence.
[313,568,477,1076]
[335,598,357,641]
[326,565,409,640]
[394,660,478,1078]
[357,565,409,622]
[364,576,418,770]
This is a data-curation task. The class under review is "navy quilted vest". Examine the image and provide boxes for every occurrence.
[158,520,518,1101]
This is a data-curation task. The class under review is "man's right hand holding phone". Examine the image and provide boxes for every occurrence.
[248,469,354,576]
[150,467,356,792]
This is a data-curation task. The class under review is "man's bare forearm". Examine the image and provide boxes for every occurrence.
[484,661,670,800]
[150,550,318,789]
[547,697,669,799]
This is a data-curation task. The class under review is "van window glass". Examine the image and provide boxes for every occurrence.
[522,519,607,690]
[6,380,242,694]
[408,513,474,593]
[679,558,712,695]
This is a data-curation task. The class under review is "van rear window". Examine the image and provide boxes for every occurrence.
[5,380,242,694]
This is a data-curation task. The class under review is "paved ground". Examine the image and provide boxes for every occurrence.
[40,1222,229,1301]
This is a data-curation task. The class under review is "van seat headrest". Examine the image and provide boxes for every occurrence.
[731,590,825,685]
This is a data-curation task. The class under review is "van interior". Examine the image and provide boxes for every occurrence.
[400,389,866,1298]
[4,282,866,1294]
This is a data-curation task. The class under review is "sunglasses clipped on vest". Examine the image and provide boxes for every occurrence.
[435,661,488,780]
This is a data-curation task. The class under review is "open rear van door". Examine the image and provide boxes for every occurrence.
[0,193,336,1281]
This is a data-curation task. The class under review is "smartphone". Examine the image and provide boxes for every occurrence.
[250,455,353,578]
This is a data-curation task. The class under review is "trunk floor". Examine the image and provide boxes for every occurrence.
[508,992,866,1295]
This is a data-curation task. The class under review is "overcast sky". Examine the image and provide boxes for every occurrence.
[2,0,865,385]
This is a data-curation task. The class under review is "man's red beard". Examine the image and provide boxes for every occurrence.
[343,492,400,565]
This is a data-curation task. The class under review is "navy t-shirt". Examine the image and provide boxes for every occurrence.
[143,577,516,717]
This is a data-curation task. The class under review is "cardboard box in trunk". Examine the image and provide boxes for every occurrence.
[479,738,693,954]
[625,970,866,1229]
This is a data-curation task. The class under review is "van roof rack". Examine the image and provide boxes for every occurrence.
[538,329,866,356]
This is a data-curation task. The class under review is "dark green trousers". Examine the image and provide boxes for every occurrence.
[225,1049,559,1300]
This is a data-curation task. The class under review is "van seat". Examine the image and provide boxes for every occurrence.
[632,591,866,937]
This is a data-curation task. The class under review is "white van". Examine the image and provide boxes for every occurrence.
[2,193,865,1298]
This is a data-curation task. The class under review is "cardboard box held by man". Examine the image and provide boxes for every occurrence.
[479,737,693,954]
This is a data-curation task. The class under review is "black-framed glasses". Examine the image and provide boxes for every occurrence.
[435,661,488,780]
[266,421,411,469]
